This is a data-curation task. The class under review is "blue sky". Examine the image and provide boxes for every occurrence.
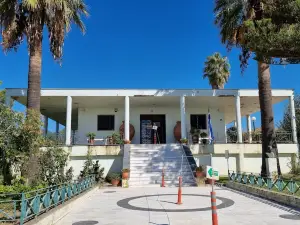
[0,0,299,131]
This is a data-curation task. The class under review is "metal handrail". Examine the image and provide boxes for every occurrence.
[179,145,197,183]
[0,176,96,224]
[229,171,300,196]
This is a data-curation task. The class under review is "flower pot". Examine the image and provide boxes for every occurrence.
[122,172,129,179]
[124,140,131,144]
[196,171,204,178]
[88,138,95,145]
[119,121,135,141]
[174,121,181,142]
[192,134,199,144]
[111,179,120,187]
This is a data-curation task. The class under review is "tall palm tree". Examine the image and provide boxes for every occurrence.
[203,52,230,89]
[0,0,88,111]
[214,0,281,177]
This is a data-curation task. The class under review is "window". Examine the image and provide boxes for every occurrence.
[190,114,207,130]
[97,115,115,130]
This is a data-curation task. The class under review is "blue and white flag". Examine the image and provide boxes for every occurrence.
[208,113,215,144]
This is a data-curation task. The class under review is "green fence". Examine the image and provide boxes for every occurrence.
[229,171,300,196]
[0,176,95,224]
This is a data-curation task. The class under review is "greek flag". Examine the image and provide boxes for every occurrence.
[208,113,214,144]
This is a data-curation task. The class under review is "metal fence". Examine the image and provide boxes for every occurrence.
[0,176,95,224]
[229,171,300,196]
[226,131,293,144]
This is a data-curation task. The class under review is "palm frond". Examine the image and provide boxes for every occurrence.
[203,52,231,89]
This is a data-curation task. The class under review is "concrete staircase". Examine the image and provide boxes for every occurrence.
[129,144,196,187]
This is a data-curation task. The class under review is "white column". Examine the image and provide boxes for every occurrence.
[235,95,243,143]
[65,96,72,146]
[124,96,130,141]
[247,115,252,143]
[180,96,187,139]
[233,121,237,127]
[290,95,298,144]
[225,124,228,143]
[44,116,48,137]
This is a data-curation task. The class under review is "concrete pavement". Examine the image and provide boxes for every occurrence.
[55,186,300,225]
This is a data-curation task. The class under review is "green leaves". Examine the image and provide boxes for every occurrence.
[203,52,230,89]
[214,0,300,66]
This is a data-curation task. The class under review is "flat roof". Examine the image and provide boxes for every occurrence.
[6,88,291,129]
[5,88,294,97]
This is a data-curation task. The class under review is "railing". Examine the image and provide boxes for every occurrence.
[229,171,300,196]
[0,176,95,224]
[226,131,293,144]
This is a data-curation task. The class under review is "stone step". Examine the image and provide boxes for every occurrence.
[129,180,197,187]
[129,171,194,177]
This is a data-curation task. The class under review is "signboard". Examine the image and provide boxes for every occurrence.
[206,166,219,180]
[225,150,229,159]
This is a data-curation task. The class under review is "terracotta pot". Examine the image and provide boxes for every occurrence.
[111,179,120,187]
[88,138,95,145]
[174,121,181,142]
[119,121,135,141]
[196,171,204,178]
[122,172,129,179]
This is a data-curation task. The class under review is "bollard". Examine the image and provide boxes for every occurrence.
[161,168,165,187]
[177,176,182,205]
[211,191,218,225]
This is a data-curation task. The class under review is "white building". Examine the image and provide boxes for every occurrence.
[5,88,298,185]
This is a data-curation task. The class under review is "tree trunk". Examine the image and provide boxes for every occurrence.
[27,37,42,111]
[258,62,281,177]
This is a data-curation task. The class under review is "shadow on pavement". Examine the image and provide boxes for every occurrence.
[279,214,300,220]
[72,221,99,225]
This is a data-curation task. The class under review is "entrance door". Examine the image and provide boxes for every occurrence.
[140,115,166,144]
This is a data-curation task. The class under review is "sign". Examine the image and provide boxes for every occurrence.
[225,150,229,159]
[152,125,158,130]
[206,166,219,180]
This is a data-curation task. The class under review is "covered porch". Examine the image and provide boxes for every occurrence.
[5,88,297,145]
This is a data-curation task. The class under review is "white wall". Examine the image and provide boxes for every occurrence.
[77,106,226,144]
[68,156,123,178]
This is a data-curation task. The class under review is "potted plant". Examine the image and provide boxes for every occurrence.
[190,128,200,144]
[180,138,188,144]
[124,140,131,144]
[108,173,121,187]
[200,132,208,144]
[121,168,130,179]
[86,132,96,145]
[195,165,204,178]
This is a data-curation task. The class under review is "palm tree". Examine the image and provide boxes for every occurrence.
[203,52,230,89]
[214,0,280,177]
[0,0,88,111]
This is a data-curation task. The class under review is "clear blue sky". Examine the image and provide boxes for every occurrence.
[0,0,299,131]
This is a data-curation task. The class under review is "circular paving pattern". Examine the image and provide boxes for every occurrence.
[117,194,234,212]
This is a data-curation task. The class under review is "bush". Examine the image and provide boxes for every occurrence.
[107,173,121,181]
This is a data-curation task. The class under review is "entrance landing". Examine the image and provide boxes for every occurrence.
[55,186,300,225]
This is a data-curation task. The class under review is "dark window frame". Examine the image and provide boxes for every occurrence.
[97,115,115,131]
[190,114,207,130]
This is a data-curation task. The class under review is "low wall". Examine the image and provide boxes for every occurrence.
[189,143,298,176]
[227,181,300,209]
[65,145,123,177]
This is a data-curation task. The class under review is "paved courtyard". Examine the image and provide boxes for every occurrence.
[56,186,300,225]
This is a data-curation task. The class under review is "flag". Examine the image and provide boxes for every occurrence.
[208,113,215,144]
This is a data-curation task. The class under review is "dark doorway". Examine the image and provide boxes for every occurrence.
[140,115,166,144]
